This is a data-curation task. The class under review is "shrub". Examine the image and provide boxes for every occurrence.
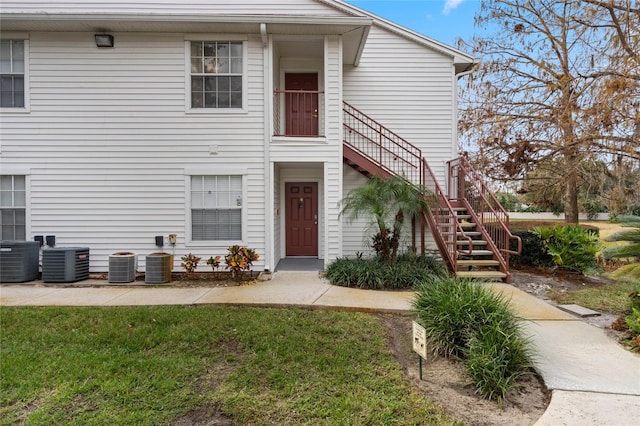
[180,253,201,273]
[413,276,533,401]
[225,245,259,279]
[531,225,601,274]
[510,230,554,268]
[627,205,640,217]
[325,254,445,290]
[581,197,606,220]
[624,289,640,351]
[466,323,532,400]
[206,255,221,271]
[496,192,522,212]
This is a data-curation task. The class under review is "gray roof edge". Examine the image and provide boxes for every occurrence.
[0,12,372,27]
[317,0,478,66]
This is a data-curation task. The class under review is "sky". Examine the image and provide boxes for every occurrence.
[345,0,481,47]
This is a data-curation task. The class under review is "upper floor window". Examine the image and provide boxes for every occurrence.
[190,41,243,109]
[0,40,25,108]
[0,175,26,240]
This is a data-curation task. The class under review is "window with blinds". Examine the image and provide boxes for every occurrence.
[0,175,26,240]
[191,175,242,241]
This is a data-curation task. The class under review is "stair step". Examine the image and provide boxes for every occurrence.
[440,221,476,228]
[460,249,494,256]
[457,260,501,267]
[439,207,467,213]
[442,231,482,237]
[457,271,507,280]
[457,240,487,246]
[455,214,472,220]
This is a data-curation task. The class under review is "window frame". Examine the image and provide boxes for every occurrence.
[185,171,248,246]
[184,35,248,114]
[0,174,28,240]
[0,35,29,113]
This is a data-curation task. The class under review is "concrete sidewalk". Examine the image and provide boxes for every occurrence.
[2,271,639,425]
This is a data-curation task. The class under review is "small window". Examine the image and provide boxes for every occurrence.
[0,175,26,240]
[191,175,242,240]
[0,40,26,108]
[190,41,243,109]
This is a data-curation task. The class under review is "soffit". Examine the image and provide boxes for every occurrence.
[0,13,371,64]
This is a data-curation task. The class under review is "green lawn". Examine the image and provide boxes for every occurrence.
[1,306,454,425]
[542,221,639,314]
[548,280,639,315]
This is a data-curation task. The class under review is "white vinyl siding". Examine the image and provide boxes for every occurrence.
[341,165,373,257]
[343,25,456,184]
[191,175,242,241]
[0,175,26,240]
[0,32,266,271]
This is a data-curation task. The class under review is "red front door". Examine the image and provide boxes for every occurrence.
[285,182,318,256]
[285,73,319,136]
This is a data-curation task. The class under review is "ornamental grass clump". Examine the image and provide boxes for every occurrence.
[325,253,446,290]
[413,276,533,401]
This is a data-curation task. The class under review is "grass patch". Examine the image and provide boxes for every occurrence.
[1,306,454,425]
[413,277,533,402]
[548,280,640,315]
[325,253,446,290]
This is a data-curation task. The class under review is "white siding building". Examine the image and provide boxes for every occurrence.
[0,0,476,273]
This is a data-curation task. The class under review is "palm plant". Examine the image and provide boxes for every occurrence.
[340,175,432,263]
[604,215,640,282]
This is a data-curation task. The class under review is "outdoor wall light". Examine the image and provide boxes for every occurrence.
[94,34,114,48]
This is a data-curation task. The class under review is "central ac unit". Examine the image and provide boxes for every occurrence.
[108,252,137,283]
[145,252,172,284]
[42,247,90,283]
[0,240,40,283]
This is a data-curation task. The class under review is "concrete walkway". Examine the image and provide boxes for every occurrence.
[2,272,639,425]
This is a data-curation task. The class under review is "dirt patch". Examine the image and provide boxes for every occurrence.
[376,267,631,425]
[87,271,259,288]
[174,338,244,425]
[379,314,550,426]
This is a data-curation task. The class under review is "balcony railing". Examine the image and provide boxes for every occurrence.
[273,89,324,137]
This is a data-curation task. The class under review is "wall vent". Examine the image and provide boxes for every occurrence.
[145,253,172,284]
[42,247,90,283]
[108,252,137,283]
[0,241,40,283]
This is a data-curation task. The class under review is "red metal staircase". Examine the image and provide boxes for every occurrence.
[342,102,521,283]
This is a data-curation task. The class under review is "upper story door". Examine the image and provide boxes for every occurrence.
[285,73,319,136]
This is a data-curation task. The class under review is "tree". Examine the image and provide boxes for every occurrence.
[520,157,640,217]
[340,175,431,262]
[459,0,639,223]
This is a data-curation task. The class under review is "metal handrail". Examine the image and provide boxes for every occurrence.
[448,157,522,280]
[343,102,423,185]
[449,157,522,255]
[342,101,474,274]
[421,159,474,274]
